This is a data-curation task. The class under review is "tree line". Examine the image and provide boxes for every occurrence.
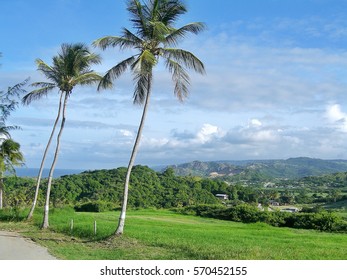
[3,165,347,233]
[3,166,223,209]
[3,165,347,209]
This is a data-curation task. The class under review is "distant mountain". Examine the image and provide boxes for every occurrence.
[167,157,347,180]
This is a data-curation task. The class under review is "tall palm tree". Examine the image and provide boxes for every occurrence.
[24,92,63,220]
[0,138,25,209]
[93,0,205,235]
[23,43,105,227]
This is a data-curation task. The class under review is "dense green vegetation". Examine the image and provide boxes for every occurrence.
[1,164,347,235]
[176,204,347,233]
[3,165,347,210]
[2,166,227,209]
[1,208,346,260]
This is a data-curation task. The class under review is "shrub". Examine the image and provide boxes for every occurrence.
[74,201,115,212]
[300,206,324,213]
[262,211,289,227]
[312,211,341,231]
[0,207,28,221]
[174,204,347,233]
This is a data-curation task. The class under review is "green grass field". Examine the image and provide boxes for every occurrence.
[1,208,346,260]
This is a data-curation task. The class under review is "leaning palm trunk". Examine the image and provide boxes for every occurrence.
[27,93,63,220]
[115,78,152,235]
[41,93,68,229]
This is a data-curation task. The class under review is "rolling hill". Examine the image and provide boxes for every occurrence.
[167,157,347,180]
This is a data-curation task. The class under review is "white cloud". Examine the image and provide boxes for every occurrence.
[196,123,224,144]
[119,129,133,137]
[325,104,347,132]
[249,119,262,128]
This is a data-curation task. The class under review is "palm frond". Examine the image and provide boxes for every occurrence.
[149,20,172,41]
[96,32,143,51]
[131,50,157,74]
[161,48,205,74]
[0,139,25,172]
[30,82,56,88]
[35,59,59,83]
[0,78,29,122]
[130,51,155,104]
[74,72,103,87]
[165,22,206,46]
[98,56,136,90]
[166,59,190,101]
[122,28,144,48]
[132,72,152,105]
[0,101,16,122]
[5,125,21,131]
[22,86,56,105]
[5,77,30,98]
[154,0,187,26]
[127,0,149,37]
[0,125,11,139]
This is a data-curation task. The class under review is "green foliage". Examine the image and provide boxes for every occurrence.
[0,207,28,222]
[74,201,116,212]
[3,164,347,233]
[2,165,223,209]
[177,204,346,233]
[3,176,44,208]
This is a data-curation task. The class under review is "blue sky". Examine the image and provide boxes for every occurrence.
[1,0,347,170]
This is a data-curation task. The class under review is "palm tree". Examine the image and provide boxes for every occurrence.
[23,43,105,227]
[93,0,205,235]
[0,138,25,209]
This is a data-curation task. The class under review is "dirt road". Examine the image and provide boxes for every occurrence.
[0,231,56,260]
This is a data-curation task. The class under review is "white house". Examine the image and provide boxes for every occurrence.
[215,194,229,200]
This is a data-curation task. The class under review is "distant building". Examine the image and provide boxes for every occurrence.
[280,207,299,213]
[264,182,275,188]
[269,200,280,206]
[257,203,264,211]
[215,194,229,200]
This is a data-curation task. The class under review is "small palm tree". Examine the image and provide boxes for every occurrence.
[0,138,25,209]
[23,43,105,228]
[94,0,205,235]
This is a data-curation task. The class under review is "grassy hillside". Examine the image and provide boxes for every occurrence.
[1,208,346,260]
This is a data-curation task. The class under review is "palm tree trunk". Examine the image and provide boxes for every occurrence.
[115,76,152,236]
[41,92,68,229]
[27,93,64,220]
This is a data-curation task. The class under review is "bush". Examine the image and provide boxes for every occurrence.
[74,201,115,212]
[174,204,347,233]
[300,206,324,213]
[262,211,289,227]
[312,211,341,231]
[0,207,28,222]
